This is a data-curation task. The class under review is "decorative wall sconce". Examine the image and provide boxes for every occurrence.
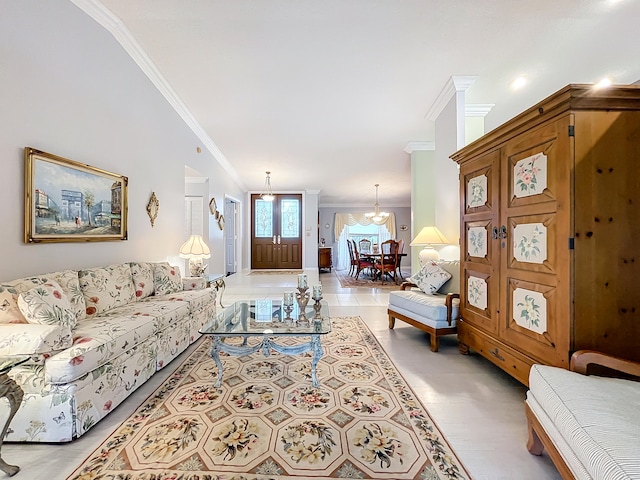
[209,197,219,218]
[146,192,159,227]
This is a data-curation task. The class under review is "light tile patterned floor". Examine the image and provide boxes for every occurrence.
[3,268,561,480]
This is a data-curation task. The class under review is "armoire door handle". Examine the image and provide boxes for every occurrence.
[492,226,499,240]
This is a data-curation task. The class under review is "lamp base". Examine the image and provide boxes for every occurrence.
[188,258,207,277]
[418,246,440,266]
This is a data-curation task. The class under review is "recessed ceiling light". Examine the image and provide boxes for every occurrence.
[511,76,527,90]
[594,77,612,89]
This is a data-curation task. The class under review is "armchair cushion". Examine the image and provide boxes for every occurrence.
[409,262,452,294]
[17,281,77,329]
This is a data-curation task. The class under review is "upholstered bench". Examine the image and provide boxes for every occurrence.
[387,260,460,352]
[525,351,640,480]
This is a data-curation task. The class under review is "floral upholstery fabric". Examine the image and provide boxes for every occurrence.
[0,323,72,355]
[409,261,452,294]
[129,262,154,299]
[0,261,216,443]
[152,263,182,295]
[18,281,77,329]
[79,264,136,317]
[0,285,27,324]
[5,270,86,322]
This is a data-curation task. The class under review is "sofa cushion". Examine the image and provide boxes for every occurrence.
[129,262,155,300]
[17,281,77,329]
[409,262,452,294]
[0,323,72,356]
[79,264,136,318]
[144,288,215,314]
[389,289,460,323]
[0,286,27,324]
[529,364,640,480]
[153,263,182,295]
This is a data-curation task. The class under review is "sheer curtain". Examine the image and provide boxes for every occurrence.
[334,213,396,270]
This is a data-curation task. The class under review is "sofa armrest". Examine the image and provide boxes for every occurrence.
[400,281,417,291]
[0,324,72,355]
[445,293,460,326]
[570,350,640,379]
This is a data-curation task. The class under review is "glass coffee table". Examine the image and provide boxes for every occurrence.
[199,299,331,388]
[0,355,30,477]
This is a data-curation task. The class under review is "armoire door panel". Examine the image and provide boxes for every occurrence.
[464,219,494,265]
[462,150,500,216]
[507,213,559,275]
[501,277,566,367]
[503,117,571,212]
[462,267,498,334]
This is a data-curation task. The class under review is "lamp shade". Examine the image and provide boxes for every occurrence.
[410,227,449,265]
[179,235,211,259]
[409,226,449,246]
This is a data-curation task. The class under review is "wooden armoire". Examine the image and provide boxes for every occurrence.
[450,84,640,385]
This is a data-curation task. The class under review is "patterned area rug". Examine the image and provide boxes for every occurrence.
[334,269,409,290]
[66,316,468,480]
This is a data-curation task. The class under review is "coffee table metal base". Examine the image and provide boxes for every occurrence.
[209,333,324,387]
[0,373,24,476]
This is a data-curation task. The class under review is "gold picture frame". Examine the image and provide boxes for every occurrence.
[24,147,128,243]
[217,214,225,231]
[146,192,159,227]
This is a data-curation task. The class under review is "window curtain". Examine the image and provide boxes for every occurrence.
[334,213,396,270]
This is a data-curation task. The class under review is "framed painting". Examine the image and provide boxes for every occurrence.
[24,147,128,243]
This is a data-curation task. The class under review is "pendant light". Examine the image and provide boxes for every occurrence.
[364,184,389,222]
[261,171,275,202]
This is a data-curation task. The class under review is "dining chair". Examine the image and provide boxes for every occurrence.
[354,243,375,280]
[347,239,358,276]
[374,239,400,285]
[358,238,372,254]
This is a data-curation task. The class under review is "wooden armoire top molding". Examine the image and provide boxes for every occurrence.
[451,84,640,164]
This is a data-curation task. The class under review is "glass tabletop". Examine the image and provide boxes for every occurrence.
[0,355,30,375]
[200,299,331,336]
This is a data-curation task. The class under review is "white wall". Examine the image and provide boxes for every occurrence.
[0,0,243,281]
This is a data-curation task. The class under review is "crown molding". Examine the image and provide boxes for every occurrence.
[466,104,495,117]
[404,141,435,153]
[69,0,246,191]
[425,75,477,121]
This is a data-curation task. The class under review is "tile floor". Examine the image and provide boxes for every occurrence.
[3,268,561,480]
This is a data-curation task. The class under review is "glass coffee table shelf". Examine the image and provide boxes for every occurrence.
[199,299,331,388]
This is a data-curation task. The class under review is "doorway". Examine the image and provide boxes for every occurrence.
[223,196,239,275]
[251,193,302,270]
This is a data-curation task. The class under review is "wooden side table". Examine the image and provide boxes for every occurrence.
[0,356,29,476]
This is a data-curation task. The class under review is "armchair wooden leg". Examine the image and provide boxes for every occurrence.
[388,315,396,329]
[430,334,439,352]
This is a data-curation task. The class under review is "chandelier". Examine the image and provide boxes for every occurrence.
[261,171,275,202]
[364,184,389,222]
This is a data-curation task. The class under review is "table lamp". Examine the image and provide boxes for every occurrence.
[179,234,211,276]
[410,226,449,266]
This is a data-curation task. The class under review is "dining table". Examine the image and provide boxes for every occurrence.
[358,251,407,281]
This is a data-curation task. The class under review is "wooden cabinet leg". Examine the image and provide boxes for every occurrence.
[458,341,470,355]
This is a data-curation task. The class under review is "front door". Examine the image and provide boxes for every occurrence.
[251,194,303,270]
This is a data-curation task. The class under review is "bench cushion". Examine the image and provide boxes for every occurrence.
[529,364,640,480]
[389,289,459,324]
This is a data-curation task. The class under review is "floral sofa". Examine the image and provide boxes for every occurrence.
[0,262,216,443]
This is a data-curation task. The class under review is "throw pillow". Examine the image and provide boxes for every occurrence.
[0,286,28,324]
[153,263,182,295]
[409,262,452,294]
[130,262,154,299]
[17,280,77,329]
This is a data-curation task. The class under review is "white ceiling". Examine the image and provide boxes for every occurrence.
[92,0,640,207]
